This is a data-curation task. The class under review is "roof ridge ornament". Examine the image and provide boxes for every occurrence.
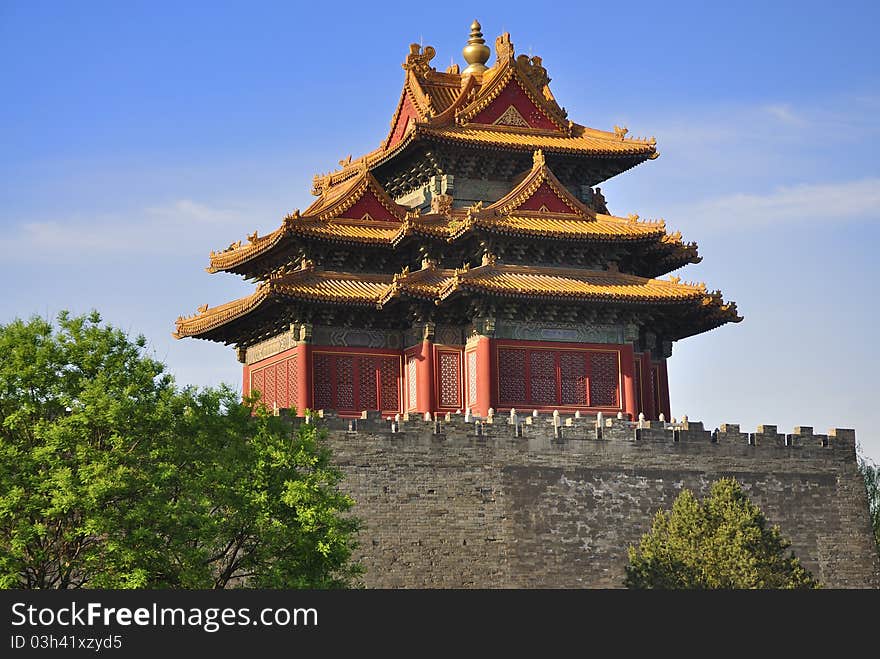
[494,31,514,64]
[465,200,484,221]
[462,20,490,77]
[403,43,437,77]
[516,53,550,90]
[614,125,628,140]
[533,149,546,168]
[283,209,301,230]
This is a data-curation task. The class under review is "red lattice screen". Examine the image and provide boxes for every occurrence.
[335,357,355,410]
[529,351,556,405]
[467,351,477,406]
[407,355,417,410]
[498,349,526,403]
[252,369,265,403]
[358,357,378,410]
[380,358,400,411]
[560,352,588,405]
[438,352,461,408]
[312,352,400,413]
[313,354,333,410]
[250,354,297,410]
[589,352,618,407]
[497,346,621,409]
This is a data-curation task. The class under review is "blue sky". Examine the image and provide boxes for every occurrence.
[2,1,879,460]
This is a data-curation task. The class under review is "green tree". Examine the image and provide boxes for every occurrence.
[625,478,819,589]
[857,451,880,559]
[0,311,361,588]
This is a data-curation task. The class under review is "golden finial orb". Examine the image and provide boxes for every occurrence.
[462,19,490,75]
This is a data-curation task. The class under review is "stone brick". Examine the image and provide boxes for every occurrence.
[319,418,880,589]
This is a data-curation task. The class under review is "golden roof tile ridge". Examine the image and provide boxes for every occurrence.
[173,285,272,338]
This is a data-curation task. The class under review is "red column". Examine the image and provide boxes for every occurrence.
[474,335,493,417]
[640,351,655,420]
[620,343,637,421]
[658,359,671,420]
[414,339,435,415]
[242,363,250,398]
[294,342,311,416]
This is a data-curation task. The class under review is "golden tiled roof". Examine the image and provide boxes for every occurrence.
[441,263,710,303]
[313,35,657,196]
[178,253,740,344]
[418,124,656,157]
[378,262,456,305]
[208,171,409,272]
[207,227,287,273]
[420,80,462,113]
[291,219,400,245]
[273,268,392,305]
[174,286,272,338]
[177,260,740,340]
[303,171,407,221]
[471,213,665,241]
[454,58,569,132]
[208,154,691,278]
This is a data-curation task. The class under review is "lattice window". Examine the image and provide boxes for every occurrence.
[252,369,265,403]
[313,354,333,410]
[560,352,588,405]
[278,360,289,409]
[590,352,619,408]
[335,356,355,410]
[288,355,297,410]
[357,357,378,411]
[265,365,277,407]
[467,351,477,406]
[529,351,556,405]
[380,357,399,411]
[498,348,527,404]
[407,354,418,411]
[438,352,461,408]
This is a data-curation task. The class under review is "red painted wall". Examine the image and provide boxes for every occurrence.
[337,189,398,222]
[387,93,418,149]
[471,79,558,131]
[516,182,576,213]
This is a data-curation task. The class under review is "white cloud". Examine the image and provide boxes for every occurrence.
[675,178,880,230]
[0,199,264,262]
[763,104,808,127]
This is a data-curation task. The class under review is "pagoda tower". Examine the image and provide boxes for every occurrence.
[174,21,741,421]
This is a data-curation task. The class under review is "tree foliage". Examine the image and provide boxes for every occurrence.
[0,311,361,588]
[858,452,880,559]
[625,478,819,589]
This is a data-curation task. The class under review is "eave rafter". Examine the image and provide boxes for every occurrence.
[176,259,741,346]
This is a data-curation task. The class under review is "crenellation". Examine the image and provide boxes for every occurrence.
[315,417,859,458]
[750,425,786,448]
[676,426,713,443]
[305,411,864,458]
[634,427,671,443]
[829,428,856,454]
